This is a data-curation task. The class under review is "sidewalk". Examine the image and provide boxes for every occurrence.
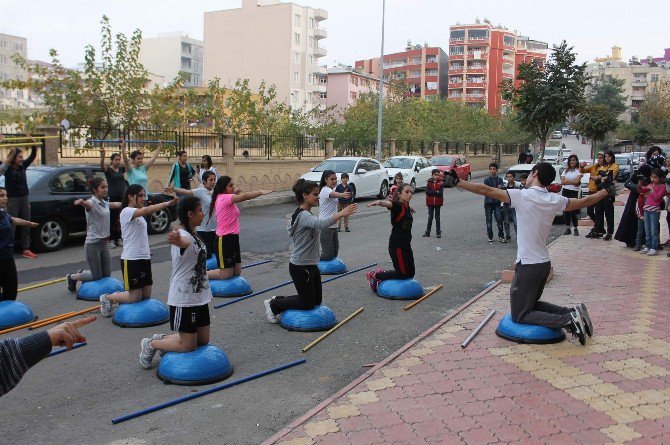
[265,206,669,444]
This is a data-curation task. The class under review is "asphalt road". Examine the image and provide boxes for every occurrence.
[1,179,564,445]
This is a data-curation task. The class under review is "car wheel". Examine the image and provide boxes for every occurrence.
[33,218,66,252]
[410,179,416,191]
[377,180,389,199]
[466,172,472,181]
[147,209,171,234]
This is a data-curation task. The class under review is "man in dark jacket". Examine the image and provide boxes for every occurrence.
[483,163,505,243]
[4,144,38,258]
[423,169,444,238]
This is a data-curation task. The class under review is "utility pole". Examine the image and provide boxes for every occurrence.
[376,0,386,161]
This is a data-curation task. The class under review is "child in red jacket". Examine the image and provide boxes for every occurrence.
[423,169,444,238]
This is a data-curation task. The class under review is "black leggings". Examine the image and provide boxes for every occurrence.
[595,197,615,234]
[0,258,18,301]
[270,263,322,315]
[377,246,415,281]
[197,231,216,258]
[562,189,579,228]
[109,197,122,243]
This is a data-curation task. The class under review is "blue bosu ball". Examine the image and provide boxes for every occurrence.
[210,276,252,298]
[206,255,218,271]
[112,299,170,328]
[157,344,234,385]
[317,258,347,275]
[376,279,424,300]
[495,313,566,344]
[77,277,124,301]
[0,301,36,329]
[279,304,338,332]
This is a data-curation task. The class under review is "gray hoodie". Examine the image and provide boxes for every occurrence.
[288,208,336,265]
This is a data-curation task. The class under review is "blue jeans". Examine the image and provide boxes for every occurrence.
[635,219,645,249]
[484,203,504,239]
[644,210,660,250]
[502,205,517,239]
[426,206,441,234]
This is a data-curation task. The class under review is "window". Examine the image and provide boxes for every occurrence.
[426,56,437,63]
[308,73,316,84]
[310,17,317,29]
[49,170,90,193]
[291,91,299,103]
[366,160,380,171]
[409,70,421,78]
[468,29,488,40]
[307,93,314,104]
[293,52,300,64]
[309,55,315,66]
[450,30,465,40]
[503,35,515,46]
[181,43,192,54]
[293,71,300,82]
[319,92,327,99]
[294,33,301,45]
[425,69,438,76]
[294,14,301,26]
[350,91,358,100]
[181,57,192,69]
[450,46,464,55]
[651,74,659,82]
[319,75,327,84]
[411,57,421,65]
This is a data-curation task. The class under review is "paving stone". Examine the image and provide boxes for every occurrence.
[600,424,643,442]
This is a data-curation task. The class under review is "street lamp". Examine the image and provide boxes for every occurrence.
[376,0,386,162]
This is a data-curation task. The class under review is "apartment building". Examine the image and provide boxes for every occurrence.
[447,21,547,114]
[139,33,203,87]
[204,0,328,110]
[0,33,29,110]
[355,43,448,100]
[323,66,388,118]
[587,47,670,122]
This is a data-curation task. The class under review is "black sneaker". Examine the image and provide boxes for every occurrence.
[423,232,430,237]
[488,238,494,243]
[499,237,507,243]
[564,228,572,235]
[573,228,579,236]
[594,232,603,239]
[566,311,586,346]
[585,230,595,238]
[603,234,612,241]
[575,303,593,338]
[436,233,441,238]
[66,274,76,294]
[345,227,350,232]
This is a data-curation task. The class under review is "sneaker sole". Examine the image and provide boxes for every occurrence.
[577,304,593,338]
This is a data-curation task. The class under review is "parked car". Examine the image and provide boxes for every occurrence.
[300,157,389,201]
[614,153,633,182]
[383,156,433,190]
[631,151,646,172]
[0,165,177,252]
[505,163,568,221]
[429,155,472,181]
[551,130,563,139]
[542,147,563,165]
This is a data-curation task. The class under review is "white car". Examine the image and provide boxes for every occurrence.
[542,147,563,165]
[300,157,389,200]
[383,156,434,190]
[551,130,563,139]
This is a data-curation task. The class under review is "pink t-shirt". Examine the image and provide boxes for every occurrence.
[215,193,240,236]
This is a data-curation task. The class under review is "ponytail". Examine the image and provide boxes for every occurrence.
[292,178,318,203]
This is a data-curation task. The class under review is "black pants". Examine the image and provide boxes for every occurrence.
[562,189,579,228]
[197,230,216,258]
[510,261,571,329]
[0,258,18,301]
[377,246,415,281]
[426,206,441,234]
[595,197,615,234]
[270,263,322,315]
[109,196,122,243]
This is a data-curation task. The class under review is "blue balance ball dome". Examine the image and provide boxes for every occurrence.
[112,299,170,328]
[318,258,347,275]
[77,277,124,301]
[279,304,337,332]
[0,301,36,329]
[377,279,424,300]
[495,313,566,344]
[210,276,252,298]
[157,344,234,385]
[206,255,218,271]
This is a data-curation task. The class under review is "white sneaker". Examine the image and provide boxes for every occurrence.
[264,299,278,324]
[99,294,113,317]
[646,249,658,256]
[639,248,649,254]
[139,338,156,369]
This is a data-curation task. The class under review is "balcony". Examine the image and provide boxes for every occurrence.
[631,93,645,101]
[466,82,486,88]
[449,52,465,59]
[448,83,463,89]
[449,93,464,99]
[313,65,327,75]
[632,79,647,86]
[313,27,327,39]
[503,57,514,65]
[502,72,514,79]
[314,46,327,57]
[450,37,465,42]
[312,83,327,93]
[467,52,488,60]
[450,68,465,75]
[466,67,486,74]
[466,94,485,101]
[314,8,328,20]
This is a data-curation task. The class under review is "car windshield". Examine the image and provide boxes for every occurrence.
[384,158,414,169]
[312,159,357,173]
[544,148,559,156]
[615,155,630,165]
[0,169,48,188]
[430,156,455,166]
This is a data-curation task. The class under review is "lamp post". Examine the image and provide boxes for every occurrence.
[376,0,386,162]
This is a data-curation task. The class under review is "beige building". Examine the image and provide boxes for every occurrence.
[587,46,670,122]
[204,0,328,111]
[139,33,203,87]
[0,33,30,111]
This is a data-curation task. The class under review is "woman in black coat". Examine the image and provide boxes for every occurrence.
[615,146,666,247]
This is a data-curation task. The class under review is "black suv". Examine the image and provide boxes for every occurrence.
[0,164,176,252]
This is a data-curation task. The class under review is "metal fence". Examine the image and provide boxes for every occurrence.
[1,132,47,165]
[334,140,391,159]
[235,134,326,159]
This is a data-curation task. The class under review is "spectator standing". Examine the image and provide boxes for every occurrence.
[423,169,444,238]
[483,163,505,243]
[4,142,38,258]
[334,173,354,232]
[100,143,127,248]
[561,155,582,236]
[595,150,619,241]
[502,171,518,242]
[639,169,667,256]
[167,150,196,192]
[198,155,219,184]
[121,141,161,191]
[581,152,605,238]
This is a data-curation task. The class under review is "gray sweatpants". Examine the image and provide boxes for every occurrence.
[510,261,571,329]
[7,196,31,250]
[79,240,111,281]
[319,227,339,261]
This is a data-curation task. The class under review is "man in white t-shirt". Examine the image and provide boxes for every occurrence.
[443,163,615,345]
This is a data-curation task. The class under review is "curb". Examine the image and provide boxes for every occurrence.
[262,279,503,445]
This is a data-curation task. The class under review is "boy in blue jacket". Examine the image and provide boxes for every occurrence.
[484,163,505,243]
[335,173,354,232]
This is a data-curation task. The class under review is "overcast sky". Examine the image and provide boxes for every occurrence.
[0,0,666,70]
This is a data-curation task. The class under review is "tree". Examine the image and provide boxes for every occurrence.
[588,74,628,114]
[502,41,588,159]
[637,79,670,141]
[572,104,619,157]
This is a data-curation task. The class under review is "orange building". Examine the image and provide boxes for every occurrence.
[447,21,547,114]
